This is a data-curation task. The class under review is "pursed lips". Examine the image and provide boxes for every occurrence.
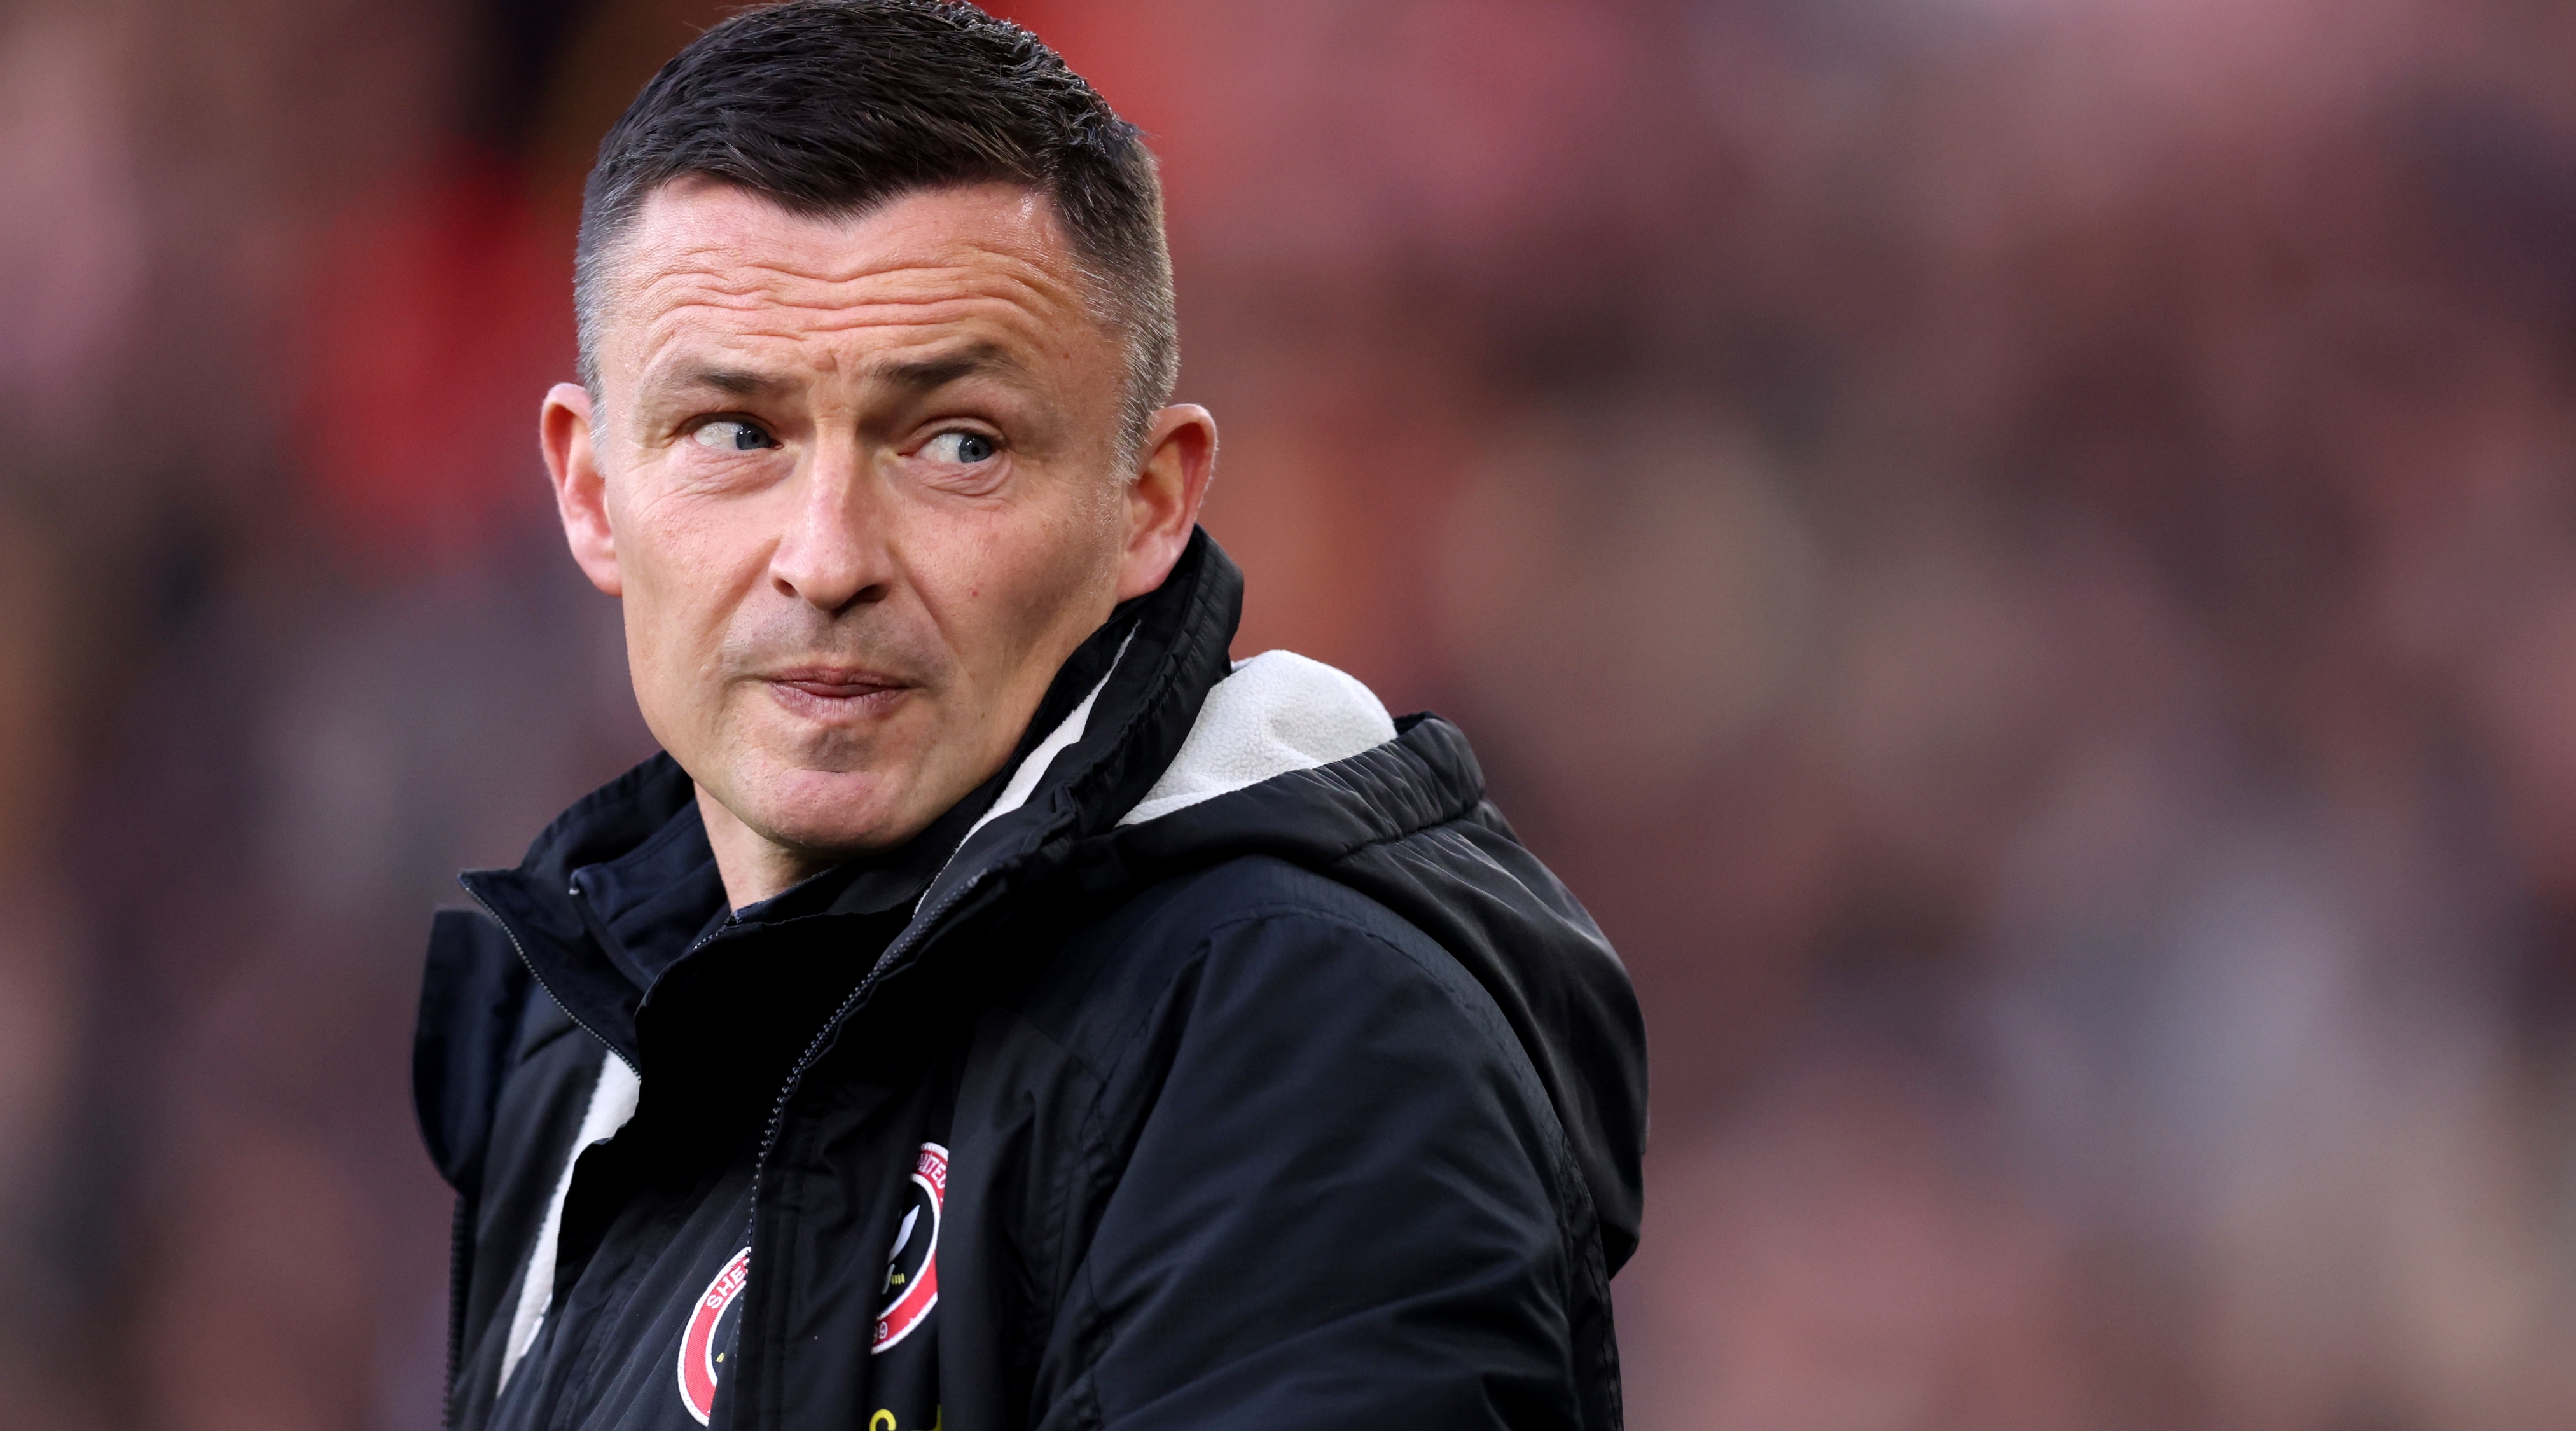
[760,665,917,721]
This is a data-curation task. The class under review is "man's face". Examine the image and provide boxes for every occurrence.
[541,179,1204,889]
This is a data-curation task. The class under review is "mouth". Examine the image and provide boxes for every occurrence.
[759,665,917,719]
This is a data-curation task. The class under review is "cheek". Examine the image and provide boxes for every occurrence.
[612,488,769,688]
[907,498,1104,655]
[997,494,1125,644]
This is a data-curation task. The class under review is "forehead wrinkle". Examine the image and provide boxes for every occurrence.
[647,294,1056,340]
[621,263,1092,384]
[625,233,1088,315]
[630,296,1068,394]
[639,307,1092,414]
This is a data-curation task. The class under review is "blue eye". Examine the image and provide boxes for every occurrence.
[927,431,997,464]
[691,419,774,452]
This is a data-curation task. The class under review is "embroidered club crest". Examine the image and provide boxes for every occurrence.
[874,1143,947,1353]
[676,1247,749,1425]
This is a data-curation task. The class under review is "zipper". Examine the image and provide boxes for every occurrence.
[443,1192,471,1430]
[743,629,1137,1221]
[744,866,986,1220]
[459,876,733,1079]
[704,867,985,1431]
[469,861,971,1257]
[460,878,642,1079]
[745,625,1136,1208]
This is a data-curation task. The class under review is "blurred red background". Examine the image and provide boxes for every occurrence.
[6,1,2576,1427]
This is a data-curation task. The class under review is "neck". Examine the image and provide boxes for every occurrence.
[695,785,839,910]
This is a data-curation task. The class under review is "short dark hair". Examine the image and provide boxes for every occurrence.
[574,0,1177,453]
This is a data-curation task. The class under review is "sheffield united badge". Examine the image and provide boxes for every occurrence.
[676,1247,750,1425]
[874,1143,947,1353]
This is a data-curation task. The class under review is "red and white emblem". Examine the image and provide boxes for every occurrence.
[676,1247,749,1425]
[873,1143,947,1353]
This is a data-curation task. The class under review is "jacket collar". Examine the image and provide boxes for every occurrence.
[460,529,1247,1074]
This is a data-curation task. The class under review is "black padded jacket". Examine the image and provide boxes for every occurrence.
[412,532,1649,1431]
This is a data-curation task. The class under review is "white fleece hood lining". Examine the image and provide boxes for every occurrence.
[1118,650,1397,827]
[499,1052,641,1393]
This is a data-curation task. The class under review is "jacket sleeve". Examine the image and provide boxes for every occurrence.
[1040,904,1591,1430]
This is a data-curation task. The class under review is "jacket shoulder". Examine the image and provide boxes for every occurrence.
[1012,853,1527,1095]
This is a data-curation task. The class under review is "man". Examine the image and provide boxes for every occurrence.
[412,3,1647,1428]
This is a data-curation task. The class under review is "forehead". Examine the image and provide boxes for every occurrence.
[597,178,1111,388]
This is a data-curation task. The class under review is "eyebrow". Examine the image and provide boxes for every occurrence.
[667,365,794,399]
[864,341,1025,391]
[658,342,1027,402]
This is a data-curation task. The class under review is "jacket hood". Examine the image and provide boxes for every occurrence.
[448,527,1647,1271]
[1077,661,1650,1273]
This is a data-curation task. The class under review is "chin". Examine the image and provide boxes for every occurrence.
[747,764,922,857]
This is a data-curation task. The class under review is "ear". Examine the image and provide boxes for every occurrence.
[1114,403,1218,602]
[541,382,622,597]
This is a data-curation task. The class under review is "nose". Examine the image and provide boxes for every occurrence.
[768,443,892,614]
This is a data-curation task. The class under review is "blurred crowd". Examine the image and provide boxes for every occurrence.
[6,0,2576,1427]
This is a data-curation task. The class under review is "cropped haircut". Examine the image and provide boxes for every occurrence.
[573,0,1178,456]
